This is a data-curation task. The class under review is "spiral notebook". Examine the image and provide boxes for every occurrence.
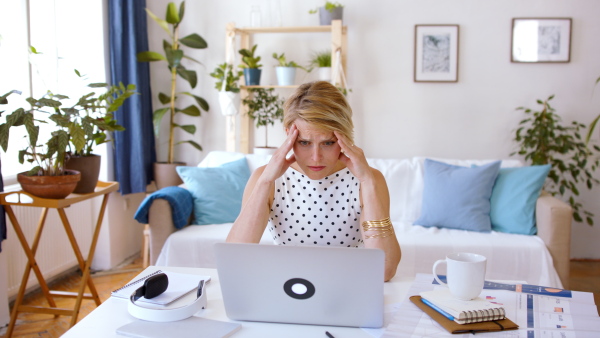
[419,289,505,324]
[111,267,211,305]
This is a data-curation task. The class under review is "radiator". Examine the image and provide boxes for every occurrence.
[4,199,95,298]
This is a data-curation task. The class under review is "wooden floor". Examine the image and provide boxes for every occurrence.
[1,258,599,337]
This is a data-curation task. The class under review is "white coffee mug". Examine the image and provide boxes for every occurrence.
[432,252,487,300]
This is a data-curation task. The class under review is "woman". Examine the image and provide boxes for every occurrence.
[226,81,401,281]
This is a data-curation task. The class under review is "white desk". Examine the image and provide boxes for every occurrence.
[64,266,413,338]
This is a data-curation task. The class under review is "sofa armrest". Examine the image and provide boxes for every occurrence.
[536,191,573,289]
[147,199,192,265]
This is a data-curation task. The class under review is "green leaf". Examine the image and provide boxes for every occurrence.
[137,51,166,62]
[69,123,86,153]
[158,92,171,105]
[177,105,200,116]
[145,8,170,35]
[166,48,184,69]
[180,92,209,111]
[166,2,180,24]
[180,139,202,151]
[179,33,207,49]
[177,124,196,134]
[177,68,197,88]
[152,108,170,137]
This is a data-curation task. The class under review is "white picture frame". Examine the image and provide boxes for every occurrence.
[511,18,572,63]
[414,24,459,83]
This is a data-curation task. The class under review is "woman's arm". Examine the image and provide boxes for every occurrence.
[226,125,299,243]
[226,166,273,243]
[359,168,402,282]
[334,131,401,282]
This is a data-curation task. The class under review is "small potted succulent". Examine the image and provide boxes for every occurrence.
[308,50,332,82]
[272,53,307,86]
[242,88,284,155]
[210,62,243,116]
[309,1,344,25]
[239,44,263,86]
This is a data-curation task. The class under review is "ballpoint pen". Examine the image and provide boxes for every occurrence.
[325,331,335,338]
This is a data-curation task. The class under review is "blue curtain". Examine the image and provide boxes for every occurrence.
[0,158,5,252]
[108,0,156,195]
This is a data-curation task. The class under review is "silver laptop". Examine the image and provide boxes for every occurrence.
[214,243,385,328]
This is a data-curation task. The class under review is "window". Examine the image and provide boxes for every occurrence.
[0,0,106,186]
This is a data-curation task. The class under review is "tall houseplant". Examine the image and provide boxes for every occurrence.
[512,95,600,225]
[0,91,80,199]
[137,1,209,160]
[137,1,209,188]
[243,88,284,154]
[585,76,600,144]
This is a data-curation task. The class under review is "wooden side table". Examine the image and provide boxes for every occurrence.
[0,181,119,337]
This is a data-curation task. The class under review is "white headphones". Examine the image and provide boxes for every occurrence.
[127,273,207,322]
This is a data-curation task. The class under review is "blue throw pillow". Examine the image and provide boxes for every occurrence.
[176,158,251,225]
[490,165,551,235]
[413,159,501,232]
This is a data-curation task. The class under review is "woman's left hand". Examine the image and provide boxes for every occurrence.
[334,131,374,183]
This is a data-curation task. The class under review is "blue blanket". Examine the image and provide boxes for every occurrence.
[134,186,193,229]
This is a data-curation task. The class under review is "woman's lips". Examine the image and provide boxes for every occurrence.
[308,166,326,171]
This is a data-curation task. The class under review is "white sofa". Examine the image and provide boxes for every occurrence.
[147,151,572,288]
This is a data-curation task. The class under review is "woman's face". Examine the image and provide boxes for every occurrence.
[287,119,343,180]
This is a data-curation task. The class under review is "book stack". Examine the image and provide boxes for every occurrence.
[411,289,518,334]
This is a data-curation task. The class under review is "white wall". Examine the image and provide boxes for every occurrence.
[145,0,600,258]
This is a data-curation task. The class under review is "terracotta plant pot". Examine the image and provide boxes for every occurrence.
[17,170,81,199]
[66,154,101,194]
[154,162,185,190]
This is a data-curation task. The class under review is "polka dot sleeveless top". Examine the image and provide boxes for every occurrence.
[268,167,363,247]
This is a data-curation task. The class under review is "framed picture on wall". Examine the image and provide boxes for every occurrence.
[414,24,459,82]
[511,18,572,63]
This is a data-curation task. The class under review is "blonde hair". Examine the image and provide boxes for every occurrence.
[283,81,354,142]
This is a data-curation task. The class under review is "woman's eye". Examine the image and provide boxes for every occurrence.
[323,141,335,146]
[299,141,310,146]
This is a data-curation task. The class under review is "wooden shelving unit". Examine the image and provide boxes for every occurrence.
[224,20,347,153]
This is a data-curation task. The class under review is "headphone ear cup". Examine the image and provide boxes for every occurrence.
[143,273,169,299]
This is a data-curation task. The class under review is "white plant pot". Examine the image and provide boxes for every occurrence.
[275,67,297,86]
[317,67,332,82]
[218,91,240,116]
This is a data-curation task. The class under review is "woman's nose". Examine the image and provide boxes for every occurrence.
[311,146,322,161]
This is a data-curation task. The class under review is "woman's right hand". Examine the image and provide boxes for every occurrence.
[258,124,298,183]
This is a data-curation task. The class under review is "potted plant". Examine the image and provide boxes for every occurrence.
[137,1,209,188]
[0,91,80,199]
[512,95,600,225]
[308,50,332,82]
[58,72,137,193]
[309,1,344,26]
[242,88,284,155]
[239,44,262,86]
[272,53,307,86]
[210,62,243,116]
[585,75,600,144]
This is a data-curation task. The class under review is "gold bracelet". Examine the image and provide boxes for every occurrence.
[362,217,395,239]
[362,217,392,229]
[364,227,395,239]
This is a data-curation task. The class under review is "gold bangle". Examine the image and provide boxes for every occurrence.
[362,217,392,229]
[364,228,395,239]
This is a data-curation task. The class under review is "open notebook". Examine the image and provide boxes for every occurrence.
[111,267,211,305]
